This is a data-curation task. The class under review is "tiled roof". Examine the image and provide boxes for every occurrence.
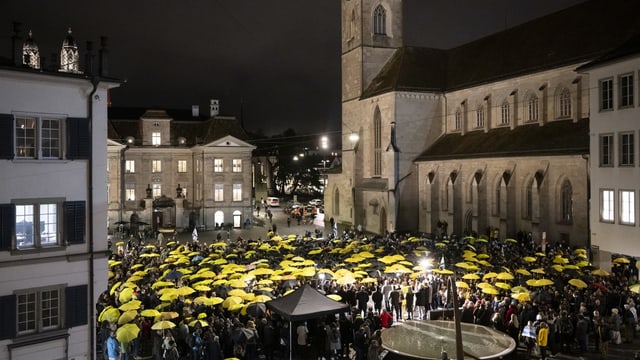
[414,118,589,161]
[363,0,640,98]
[108,107,249,146]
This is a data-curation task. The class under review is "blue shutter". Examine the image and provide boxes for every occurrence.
[0,114,14,159]
[65,285,88,328]
[64,201,86,244]
[0,204,15,251]
[0,294,16,340]
[66,117,91,160]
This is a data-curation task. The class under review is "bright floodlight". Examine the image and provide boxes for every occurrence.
[320,136,328,149]
[349,132,359,144]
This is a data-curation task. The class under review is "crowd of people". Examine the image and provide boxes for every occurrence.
[98,224,639,360]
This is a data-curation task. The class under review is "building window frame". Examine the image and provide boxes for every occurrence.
[14,199,62,250]
[599,78,614,111]
[214,159,223,173]
[177,160,187,173]
[619,72,634,108]
[558,88,572,118]
[527,94,539,122]
[619,189,636,225]
[125,184,136,201]
[232,183,242,202]
[373,5,386,35]
[16,285,63,335]
[232,159,242,173]
[475,105,485,128]
[500,100,510,125]
[214,184,224,202]
[151,132,161,146]
[454,109,462,130]
[152,184,161,198]
[600,189,615,223]
[152,160,162,173]
[14,114,63,160]
[599,133,614,167]
[619,131,635,167]
[125,160,135,173]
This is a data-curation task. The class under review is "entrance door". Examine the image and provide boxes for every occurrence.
[233,210,242,228]
[153,212,163,232]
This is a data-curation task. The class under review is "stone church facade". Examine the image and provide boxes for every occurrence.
[327,0,640,248]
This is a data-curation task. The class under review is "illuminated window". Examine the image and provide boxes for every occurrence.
[214,184,224,201]
[152,132,161,146]
[233,184,242,201]
[152,160,162,173]
[620,73,634,108]
[17,287,61,335]
[373,5,386,35]
[126,184,136,201]
[152,184,161,198]
[15,116,62,159]
[125,160,135,173]
[214,159,223,173]
[232,159,242,173]
[600,78,613,111]
[600,189,614,223]
[178,160,187,173]
[620,190,635,225]
[15,202,58,249]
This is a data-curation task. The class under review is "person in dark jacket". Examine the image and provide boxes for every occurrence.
[405,289,414,320]
[356,286,370,317]
[371,287,383,314]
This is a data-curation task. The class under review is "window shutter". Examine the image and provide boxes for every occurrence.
[0,294,16,340]
[65,285,88,328]
[0,114,14,159]
[66,117,91,160]
[64,201,86,244]
[0,204,15,251]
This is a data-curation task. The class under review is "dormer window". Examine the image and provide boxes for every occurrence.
[152,132,161,146]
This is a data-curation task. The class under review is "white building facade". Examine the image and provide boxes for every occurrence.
[0,29,121,360]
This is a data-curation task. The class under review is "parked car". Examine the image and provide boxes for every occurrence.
[308,198,323,206]
[266,197,280,207]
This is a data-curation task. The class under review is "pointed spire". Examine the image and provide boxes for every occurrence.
[22,30,41,69]
[60,27,80,73]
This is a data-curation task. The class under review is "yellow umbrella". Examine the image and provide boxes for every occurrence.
[118,300,142,311]
[160,311,180,320]
[436,269,454,275]
[511,286,529,293]
[116,323,140,343]
[568,279,588,289]
[254,295,273,303]
[361,277,377,284]
[194,285,211,292]
[455,281,469,289]
[228,303,244,312]
[613,257,630,264]
[535,278,554,287]
[229,289,247,297]
[98,306,120,323]
[516,269,532,276]
[476,282,494,289]
[189,319,209,327]
[110,281,122,296]
[327,294,342,301]
[496,272,514,281]
[495,282,511,290]
[229,280,248,288]
[222,296,244,309]
[531,268,545,275]
[591,269,610,276]
[118,309,138,325]
[523,256,537,263]
[151,320,176,330]
[176,286,196,296]
[483,272,498,280]
[512,292,531,302]
[119,287,135,303]
[204,297,225,306]
[140,309,161,317]
[630,283,640,294]
[482,287,499,295]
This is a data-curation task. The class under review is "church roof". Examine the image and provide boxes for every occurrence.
[362,0,640,98]
[108,107,250,146]
[414,118,589,161]
[577,32,640,71]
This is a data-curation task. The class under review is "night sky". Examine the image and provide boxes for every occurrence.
[1,0,584,136]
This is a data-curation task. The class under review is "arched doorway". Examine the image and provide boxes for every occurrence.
[214,211,224,229]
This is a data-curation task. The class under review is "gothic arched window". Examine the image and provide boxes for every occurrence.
[373,107,382,176]
[558,88,572,118]
[454,108,462,130]
[527,94,539,122]
[561,179,573,223]
[500,100,510,125]
[476,105,485,128]
[373,5,386,35]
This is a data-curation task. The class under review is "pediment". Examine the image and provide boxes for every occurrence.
[201,135,256,149]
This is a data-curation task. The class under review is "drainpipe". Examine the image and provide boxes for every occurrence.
[88,78,99,360]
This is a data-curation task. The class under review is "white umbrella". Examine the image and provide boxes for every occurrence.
[192,227,199,242]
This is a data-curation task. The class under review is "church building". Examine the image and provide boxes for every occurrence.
[327,0,640,255]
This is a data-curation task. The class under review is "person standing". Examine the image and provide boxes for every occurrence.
[537,321,549,360]
[296,322,308,355]
[356,286,370,317]
[371,286,383,314]
[107,331,120,360]
[389,286,403,321]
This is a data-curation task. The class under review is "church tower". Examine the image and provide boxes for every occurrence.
[341,0,403,102]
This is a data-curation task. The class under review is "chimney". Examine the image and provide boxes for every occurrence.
[12,22,22,66]
[84,41,94,76]
[99,36,109,77]
[210,99,219,117]
[192,105,200,117]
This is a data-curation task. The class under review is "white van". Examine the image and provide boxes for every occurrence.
[266,197,280,207]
